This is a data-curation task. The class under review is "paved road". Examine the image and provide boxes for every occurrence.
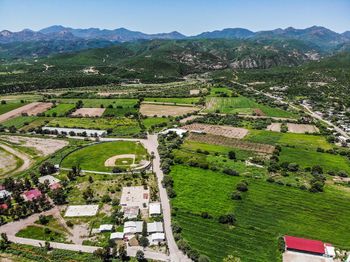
[143,135,191,262]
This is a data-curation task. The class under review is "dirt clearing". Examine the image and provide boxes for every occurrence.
[140,104,199,117]
[287,123,319,133]
[71,108,106,117]
[0,135,68,156]
[0,143,32,176]
[190,89,200,95]
[105,154,136,167]
[0,102,52,123]
[266,123,319,133]
[188,133,275,154]
[179,115,203,124]
[0,148,17,174]
[267,123,281,132]
[182,123,248,139]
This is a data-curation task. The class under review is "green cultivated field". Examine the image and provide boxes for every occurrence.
[61,141,148,172]
[45,103,75,117]
[209,87,233,96]
[142,117,169,129]
[0,102,26,115]
[144,97,200,104]
[16,225,67,243]
[54,98,138,108]
[280,147,350,173]
[205,96,296,118]
[245,130,332,150]
[47,117,140,136]
[171,165,350,262]
[1,116,38,128]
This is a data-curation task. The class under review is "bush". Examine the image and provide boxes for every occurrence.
[223,169,239,176]
[218,213,236,225]
[236,181,248,192]
[231,191,242,200]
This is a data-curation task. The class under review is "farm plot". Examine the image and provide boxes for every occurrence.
[46,117,140,136]
[71,108,105,117]
[205,96,296,118]
[61,141,148,172]
[44,103,75,117]
[144,97,200,105]
[1,116,39,129]
[0,102,52,123]
[266,123,319,133]
[0,102,27,115]
[182,123,249,139]
[53,98,138,108]
[0,147,19,176]
[188,133,275,154]
[0,135,68,156]
[170,165,350,261]
[140,104,199,117]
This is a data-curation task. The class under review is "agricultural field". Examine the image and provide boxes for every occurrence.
[53,98,138,108]
[142,117,170,130]
[0,101,27,115]
[0,146,22,176]
[44,103,75,117]
[144,97,200,105]
[46,117,141,136]
[170,165,350,262]
[205,95,297,118]
[209,87,233,97]
[61,141,149,172]
[1,116,39,129]
[140,103,200,117]
[182,123,249,139]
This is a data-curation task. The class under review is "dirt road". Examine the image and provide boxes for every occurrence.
[0,143,32,174]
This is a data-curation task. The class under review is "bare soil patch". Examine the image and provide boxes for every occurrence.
[182,123,248,139]
[140,104,199,117]
[266,123,281,132]
[0,102,52,123]
[0,135,68,156]
[71,108,105,117]
[104,154,136,167]
[0,143,32,176]
[287,123,319,133]
[188,133,275,154]
[190,89,200,95]
[254,108,265,116]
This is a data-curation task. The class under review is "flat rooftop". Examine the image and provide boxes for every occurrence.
[65,205,99,217]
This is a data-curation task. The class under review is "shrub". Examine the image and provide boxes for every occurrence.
[236,182,248,192]
[231,191,242,200]
[218,213,236,225]
[223,169,239,176]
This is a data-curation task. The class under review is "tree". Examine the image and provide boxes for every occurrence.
[218,213,236,225]
[118,245,128,261]
[30,172,39,185]
[39,162,56,176]
[83,186,94,202]
[142,221,147,237]
[139,236,149,248]
[39,215,49,225]
[228,151,236,160]
[223,254,241,262]
[50,188,67,205]
[44,241,51,250]
[236,182,248,192]
[88,176,94,183]
[198,255,210,262]
[136,250,145,261]
[231,191,242,200]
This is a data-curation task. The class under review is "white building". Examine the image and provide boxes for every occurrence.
[147,222,164,234]
[149,202,161,216]
[99,224,113,232]
[110,232,124,240]
[0,190,11,199]
[160,128,188,137]
[123,221,143,235]
[149,233,165,245]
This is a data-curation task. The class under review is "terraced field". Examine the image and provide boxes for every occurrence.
[44,103,75,117]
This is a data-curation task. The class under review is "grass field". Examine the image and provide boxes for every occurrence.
[47,117,140,136]
[16,225,67,243]
[209,87,233,96]
[0,102,27,115]
[245,130,332,150]
[280,147,350,173]
[53,98,138,108]
[170,165,350,261]
[144,97,200,104]
[142,117,169,129]
[205,96,297,118]
[1,116,39,129]
[61,141,148,172]
[45,103,75,117]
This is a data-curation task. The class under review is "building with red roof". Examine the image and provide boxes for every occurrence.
[50,182,61,190]
[23,189,42,201]
[0,203,8,210]
[284,235,335,257]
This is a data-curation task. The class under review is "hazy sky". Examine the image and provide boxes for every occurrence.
[0,0,349,35]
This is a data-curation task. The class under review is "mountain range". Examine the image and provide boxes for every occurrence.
[1,25,349,49]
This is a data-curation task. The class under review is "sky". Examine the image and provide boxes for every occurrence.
[0,0,349,35]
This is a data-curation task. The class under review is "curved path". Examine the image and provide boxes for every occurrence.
[0,143,33,174]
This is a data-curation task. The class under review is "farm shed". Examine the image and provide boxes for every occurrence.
[149,233,165,245]
[99,224,113,232]
[284,236,335,257]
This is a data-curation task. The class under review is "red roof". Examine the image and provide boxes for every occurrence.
[285,235,325,254]
[24,189,42,201]
[50,182,61,190]
[0,203,8,209]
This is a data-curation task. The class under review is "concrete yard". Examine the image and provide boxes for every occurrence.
[65,205,99,217]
